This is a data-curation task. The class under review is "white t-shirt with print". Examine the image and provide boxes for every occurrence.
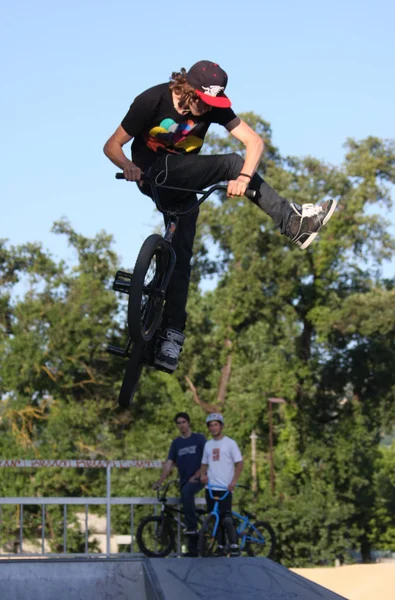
[202,436,243,489]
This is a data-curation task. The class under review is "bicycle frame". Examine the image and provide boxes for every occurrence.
[161,504,186,528]
[155,480,204,531]
[232,510,267,550]
[204,483,267,550]
[205,485,231,539]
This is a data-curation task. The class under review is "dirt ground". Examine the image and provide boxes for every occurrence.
[291,563,395,600]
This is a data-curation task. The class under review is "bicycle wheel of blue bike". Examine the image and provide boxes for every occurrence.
[118,340,146,409]
[198,514,219,557]
[136,516,175,558]
[245,520,276,559]
[128,234,173,343]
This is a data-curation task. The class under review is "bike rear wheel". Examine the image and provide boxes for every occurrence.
[118,340,146,409]
[128,234,172,343]
[244,520,276,559]
[136,515,175,558]
[198,514,219,557]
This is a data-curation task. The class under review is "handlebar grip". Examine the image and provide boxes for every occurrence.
[246,189,256,200]
[115,172,146,181]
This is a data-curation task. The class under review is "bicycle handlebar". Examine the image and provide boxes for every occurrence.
[115,172,256,216]
[206,482,250,499]
[156,479,180,499]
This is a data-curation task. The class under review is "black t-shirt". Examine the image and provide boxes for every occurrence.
[167,432,206,487]
[121,83,238,171]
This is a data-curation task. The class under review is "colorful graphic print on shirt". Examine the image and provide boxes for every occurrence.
[144,118,204,154]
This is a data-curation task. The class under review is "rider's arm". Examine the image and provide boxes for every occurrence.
[199,463,208,484]
[225,119,264,197]
[103,125,142,181]
[153,459,175,489]
[188,468,202,483]
[189,434,207,482]
[229,460,244,491]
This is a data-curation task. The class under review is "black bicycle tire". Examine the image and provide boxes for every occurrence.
[198,513,219,557]
[118,341,145,409]
[245,520,276,559]
[136,515,175,558]
[128,234,171,343]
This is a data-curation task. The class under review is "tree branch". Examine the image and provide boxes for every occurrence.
[184,375,219,413]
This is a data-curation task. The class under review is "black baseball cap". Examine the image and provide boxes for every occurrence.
[186,60,231,108]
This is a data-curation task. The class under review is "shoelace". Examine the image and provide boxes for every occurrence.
[301,203,323,218]
[161,340,180,359]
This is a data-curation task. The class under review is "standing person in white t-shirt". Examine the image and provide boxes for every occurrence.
[200,413,244,557]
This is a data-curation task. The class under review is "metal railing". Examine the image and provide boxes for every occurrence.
[0,459,204,558]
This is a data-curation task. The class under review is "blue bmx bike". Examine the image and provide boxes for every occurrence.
[198,483,276,559]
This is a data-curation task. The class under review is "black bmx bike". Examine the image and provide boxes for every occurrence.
[107,174,256,408]
[136,479,206,558]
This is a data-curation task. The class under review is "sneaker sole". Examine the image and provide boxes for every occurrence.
[299,199,338,250]
[153,358,177,373]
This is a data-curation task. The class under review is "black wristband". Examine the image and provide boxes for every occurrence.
[239,172,252,180]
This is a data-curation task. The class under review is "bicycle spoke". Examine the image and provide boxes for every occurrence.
[128,234,171,343]
[244,521,276,559]
[137,516,175,557]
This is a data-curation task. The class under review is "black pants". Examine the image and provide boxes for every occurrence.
[181,480,204,553]
[205,489,238,546]
[140,152,294,331]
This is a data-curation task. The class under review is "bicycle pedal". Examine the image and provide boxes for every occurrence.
[106,344,130,358]
[112,270,133,294]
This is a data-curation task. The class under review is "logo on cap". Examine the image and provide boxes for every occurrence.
[202,85,225,97]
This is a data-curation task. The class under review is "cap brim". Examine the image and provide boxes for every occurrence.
[195,90,231,108]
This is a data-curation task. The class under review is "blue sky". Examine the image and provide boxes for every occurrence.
[1,0,394,277]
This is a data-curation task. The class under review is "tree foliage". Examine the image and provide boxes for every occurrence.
[0,119,394,563]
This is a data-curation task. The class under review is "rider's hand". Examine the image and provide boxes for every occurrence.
[123,160,142,182]
[226,176,249,198]
[152,481,161,490]
[228,481,236,492]
[200,474,208,485]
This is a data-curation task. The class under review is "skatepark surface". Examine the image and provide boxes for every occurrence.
[0,556,348,600]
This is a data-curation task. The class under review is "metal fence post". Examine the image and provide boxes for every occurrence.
[106,464,111,557]
[20,504,23,554]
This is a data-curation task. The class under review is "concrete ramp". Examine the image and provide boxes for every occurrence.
[0,558,148,600]
[145,557,349,600]
[0,557,348,600]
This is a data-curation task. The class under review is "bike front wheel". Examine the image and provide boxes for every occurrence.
[128,234,173,343]
[136,515,175,558]
[198,514,219,557]
[118,340,146,409]
[244,520,276,559]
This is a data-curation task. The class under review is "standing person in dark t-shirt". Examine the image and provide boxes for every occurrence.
[104,60,337,372]
[153,412,205,557]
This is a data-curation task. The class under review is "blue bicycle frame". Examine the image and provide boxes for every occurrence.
[206,483,268,550]
[205,484,231,539]
[232,509,267,550]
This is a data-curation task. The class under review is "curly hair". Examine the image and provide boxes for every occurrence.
[169,68,198,104]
